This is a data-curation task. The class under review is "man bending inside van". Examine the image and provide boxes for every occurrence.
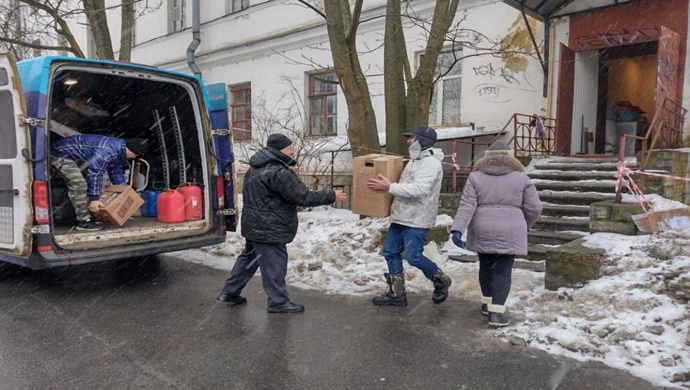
[50,135,148,231]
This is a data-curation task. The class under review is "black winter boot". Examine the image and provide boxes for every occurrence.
[372,273,407,307]
[488,304,510,328]
[429,270,452,304]
[481,296,491,316]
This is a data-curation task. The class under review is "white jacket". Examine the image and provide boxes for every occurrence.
[388,148,444,229]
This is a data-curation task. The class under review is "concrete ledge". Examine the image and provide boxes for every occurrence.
[545,238,605,290]
[590,200,645,235]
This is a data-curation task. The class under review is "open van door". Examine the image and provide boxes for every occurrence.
[0,53,33,258]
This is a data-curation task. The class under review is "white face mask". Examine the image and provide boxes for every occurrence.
[408,140,422,159]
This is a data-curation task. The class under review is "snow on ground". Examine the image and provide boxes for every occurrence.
[173,205,690,389]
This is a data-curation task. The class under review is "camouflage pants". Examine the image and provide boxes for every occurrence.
[50,156,90,222]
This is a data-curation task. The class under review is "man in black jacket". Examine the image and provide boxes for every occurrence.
[217,134,347,313]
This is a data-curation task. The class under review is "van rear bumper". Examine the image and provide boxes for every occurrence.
[2,232,227,269]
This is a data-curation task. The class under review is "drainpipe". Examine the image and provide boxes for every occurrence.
[187,0,201,77]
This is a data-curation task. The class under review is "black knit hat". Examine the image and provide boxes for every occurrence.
[402,126,437,149]
[267,133,293,150]
[125,138,148,156]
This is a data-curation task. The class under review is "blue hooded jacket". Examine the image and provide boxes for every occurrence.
[51,135,128,201]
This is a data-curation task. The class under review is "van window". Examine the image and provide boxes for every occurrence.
[0,91,18,158]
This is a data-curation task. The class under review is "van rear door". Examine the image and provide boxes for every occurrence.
[0,53,33,257]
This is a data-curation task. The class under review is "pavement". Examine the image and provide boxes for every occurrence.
[0,256,668,390]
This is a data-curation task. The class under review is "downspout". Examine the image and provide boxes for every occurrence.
[187,0,201,77]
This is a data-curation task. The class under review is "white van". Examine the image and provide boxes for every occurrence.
[0,53,237,269]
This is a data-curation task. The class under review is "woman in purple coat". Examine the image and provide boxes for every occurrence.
[450,141,543,327]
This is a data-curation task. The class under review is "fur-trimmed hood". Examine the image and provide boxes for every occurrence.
[472,154,524,175]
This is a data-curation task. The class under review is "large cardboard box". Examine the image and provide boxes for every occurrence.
[632,207,690,233]
[98,185,144,226]
[352,154,404,218]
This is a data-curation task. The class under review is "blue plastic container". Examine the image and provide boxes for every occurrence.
[141,190,161,217]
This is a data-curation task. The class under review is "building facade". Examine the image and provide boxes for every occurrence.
[105,0,546,170]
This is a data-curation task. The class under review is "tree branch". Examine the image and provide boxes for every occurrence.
[0,36,75,53]
[295,0,326,19]
[347,0,363,43]
[18,0,85,57]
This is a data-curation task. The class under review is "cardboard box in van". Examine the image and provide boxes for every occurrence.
[98,185,144,226]
[352,154,403,218]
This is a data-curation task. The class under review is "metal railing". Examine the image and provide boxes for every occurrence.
[615,97,688,203]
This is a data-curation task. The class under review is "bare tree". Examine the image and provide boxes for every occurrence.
[235,75,349,186]
[0,0,161,61]
[297,0,538,155]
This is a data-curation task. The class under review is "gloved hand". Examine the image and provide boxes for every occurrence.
[451,231,464,248]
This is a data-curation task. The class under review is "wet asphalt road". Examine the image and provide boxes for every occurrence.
[0,256,666,390]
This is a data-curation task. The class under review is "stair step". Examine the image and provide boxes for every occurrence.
[533,215,589,232]
[528,171,618,181]
[529,229,587,245]
[533,179,618,193]
[541,203,590,217]
[538,190,616,206]
[447,254,545,272]
[532,162,622,171]
[532,156,636,165]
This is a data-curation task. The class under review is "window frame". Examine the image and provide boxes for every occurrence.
[423,48,463,126]
[226,0,250,14]
[169,0,186,33]
[307,70,338,137]
[229,83,252,141]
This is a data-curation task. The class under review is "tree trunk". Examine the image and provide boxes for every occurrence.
[82,0,114,59]
[383,0,409,156]
[408,0,460,130]
[324,0,379,157]
[118,0,135,62]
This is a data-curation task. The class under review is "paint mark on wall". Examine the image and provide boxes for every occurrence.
[474,83,512,103]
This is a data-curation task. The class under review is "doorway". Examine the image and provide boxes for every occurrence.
[556,27,681,156]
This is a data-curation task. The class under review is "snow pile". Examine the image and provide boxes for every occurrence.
[502,232,690,389]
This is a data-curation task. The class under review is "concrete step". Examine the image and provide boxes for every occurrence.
[541,203,590,217]
[528,170,618,181]
[533,215,590,232]
[532,162,622,171]
[533,179,618,193]
[528,230,588,245]
[532,156,636,165]
[538,190,616,206]
[447,253,545,272]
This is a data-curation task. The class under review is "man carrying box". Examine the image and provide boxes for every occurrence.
[50,134,148,231]
[367,126,452,307]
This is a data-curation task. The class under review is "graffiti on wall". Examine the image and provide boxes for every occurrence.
[575,28,660,48]
[471,62,537,103]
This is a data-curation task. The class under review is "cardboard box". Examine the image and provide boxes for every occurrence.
[352,154,404,218]
[98,185,144,226]
[632,207,690,233]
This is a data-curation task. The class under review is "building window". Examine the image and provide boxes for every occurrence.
[227,0,250,13]
[308,72,338,136]
[230,83,251,141]
[170,0,186,33]
[428,49,462,126]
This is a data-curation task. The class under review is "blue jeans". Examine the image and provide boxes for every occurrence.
[383,223,439,278]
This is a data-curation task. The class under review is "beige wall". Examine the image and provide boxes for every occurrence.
[603,54,657,119]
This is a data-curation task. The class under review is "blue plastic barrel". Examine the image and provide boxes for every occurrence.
[141,190,161,217]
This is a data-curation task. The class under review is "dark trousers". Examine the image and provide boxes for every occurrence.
[478,253,515,306]
[220,240,289,307]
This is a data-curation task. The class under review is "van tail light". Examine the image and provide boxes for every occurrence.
[33,180,49,224]
[216,175,225,209]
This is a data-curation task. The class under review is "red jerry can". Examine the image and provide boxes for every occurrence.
[157,189,186,223]
[178,182,203,221]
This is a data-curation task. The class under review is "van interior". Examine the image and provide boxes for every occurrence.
[48,65,211,250]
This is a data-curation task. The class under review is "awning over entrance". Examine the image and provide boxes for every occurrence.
[501,0,574,21]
